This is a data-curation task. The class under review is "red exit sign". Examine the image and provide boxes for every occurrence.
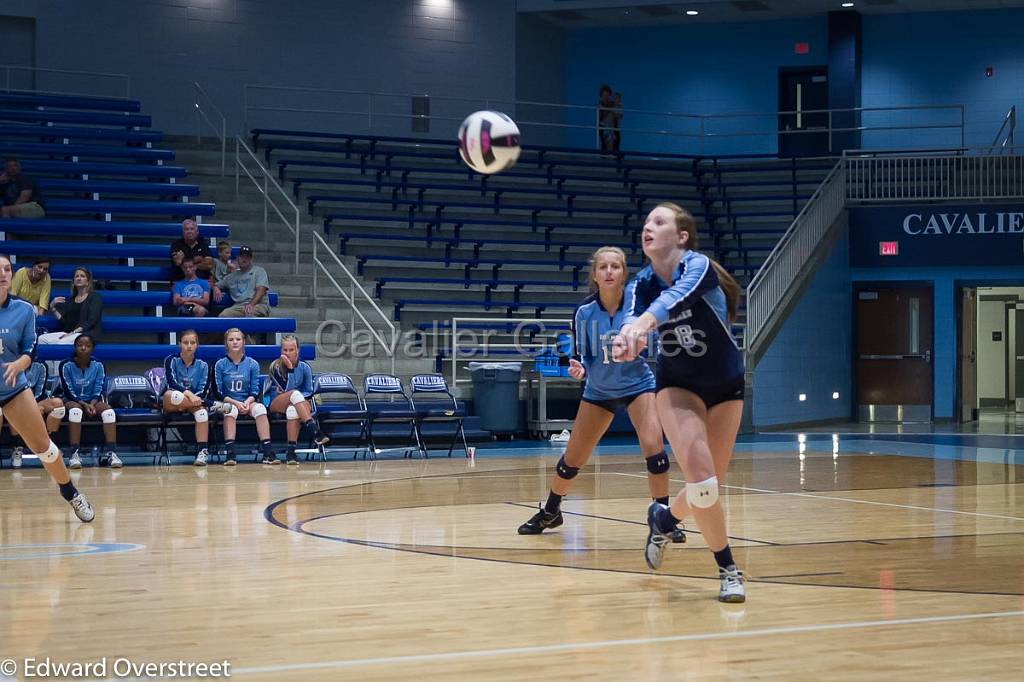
[879,241,899,256]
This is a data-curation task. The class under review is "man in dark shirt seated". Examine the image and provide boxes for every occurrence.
[0,157,45,218]
[169,218,214,282]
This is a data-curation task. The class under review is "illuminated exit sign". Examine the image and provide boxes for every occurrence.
[879,241,899,256]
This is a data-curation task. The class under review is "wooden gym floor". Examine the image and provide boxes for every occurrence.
[1,433,1023,680]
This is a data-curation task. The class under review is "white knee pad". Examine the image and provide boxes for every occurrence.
[169,390,185,406]
[193,408,209,423]
[685,476,720,509]
[37,440,61,464]
[50,406,66,420]
[289,391,305,405]
[68,407,83,423]
[250,403,267,418]
[224,404,239,419]
[285,405,298,420]
[101,408,117,424]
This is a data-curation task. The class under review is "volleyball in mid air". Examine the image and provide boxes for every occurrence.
[458,110,521,175]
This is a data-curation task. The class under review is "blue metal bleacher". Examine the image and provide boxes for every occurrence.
[0,141,173,161]
[20,159,187,179]
[44,199,214,217]
[37,179,200,198]
[33,344,312,363]
[2,219,228,239]
[0,92,141,112]
[0,123,162,145]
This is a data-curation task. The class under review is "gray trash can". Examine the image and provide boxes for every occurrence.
[468,362,522,433]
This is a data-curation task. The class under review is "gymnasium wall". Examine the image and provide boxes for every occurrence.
[6,0,517,135]
[752,224,852,428]
[559,7,1024,155]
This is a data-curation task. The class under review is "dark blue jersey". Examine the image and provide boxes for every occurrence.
[623,250,744,385]
[59,358,106,403]
[0,295,36,401]
[163,354,211,398]
[573,293,655,401]
[267,360,314,400]
[214,355,262,401]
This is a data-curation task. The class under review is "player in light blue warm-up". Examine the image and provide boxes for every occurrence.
[0,252,94,521]
[266,334,330,466]
[517,247,683,542]
[215,328,277,466]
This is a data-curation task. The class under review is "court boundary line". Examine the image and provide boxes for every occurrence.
[227,610,1024,675]
[612,472,1024,522]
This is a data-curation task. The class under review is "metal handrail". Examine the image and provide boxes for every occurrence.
[746,159,846,357]
[193,82,227,176]
[844,148,1024,203]
[449,317,570,386]
[234,135,300,272]
[311,231,397,375]
[991,105,1016,153]
[1,64,131,98]
[242,83,966,154]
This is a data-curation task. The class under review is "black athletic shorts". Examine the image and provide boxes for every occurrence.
[581,389,654,414]
[655,370,745,409]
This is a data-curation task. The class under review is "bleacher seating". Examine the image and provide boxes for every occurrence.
[0,91,306,402]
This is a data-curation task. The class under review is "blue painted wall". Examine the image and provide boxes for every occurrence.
[562,7,1024,155]
[860,9,1023,150]
[753,226,851,427]
[564,17,828,155]
[5,0,517,135]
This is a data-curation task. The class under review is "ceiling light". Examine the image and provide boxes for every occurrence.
[841,2,854,7]
[686,10,699,15]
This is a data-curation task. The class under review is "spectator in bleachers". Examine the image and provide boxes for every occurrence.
[11,256,52,316]
[39,267,103,345]
[59,334,121,469]
[172,260,211,317]
[3,361,64,468]
[162,329,231,467]
[169,218,214,282]
[214,246,271,318]
[598,85,623,153]
[215,328,278,466]
[213,240,237,281]
[0,157,45,218]
[266,335,330,465]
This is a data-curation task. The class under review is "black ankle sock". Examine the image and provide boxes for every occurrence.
[544,491,563,514]
[287,441,297,455]
[224,441,235,458]
[655,496,670,506]
[261,439,274,457]
[58,480,77,501]
[105,442,117,452]
[713,545,735,571]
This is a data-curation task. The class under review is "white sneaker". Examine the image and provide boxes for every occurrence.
[718,566,746,603]
[106,451,123,468]
[68,449,83,470]
[68,492,95,523]
[194,449,209,467]
[550,429,571,442]
[11,446,23,468]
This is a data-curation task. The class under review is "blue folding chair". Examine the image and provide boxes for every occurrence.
[363,374,424,459]
[312,373,370,460]
[410,374,469,458]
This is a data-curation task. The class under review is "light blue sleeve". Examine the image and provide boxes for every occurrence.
[644,251,718,325]
[247,359,261,399]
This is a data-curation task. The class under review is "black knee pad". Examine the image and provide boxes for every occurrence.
[645,451,670,475]
[555,455,580,480]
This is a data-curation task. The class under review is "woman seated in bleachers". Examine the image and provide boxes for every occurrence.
[214,328,278,466]
[39,267,102,345]
[266,334,330,466]
[3,361,65,469]
[59,334,120,469]
[161,329,232,467]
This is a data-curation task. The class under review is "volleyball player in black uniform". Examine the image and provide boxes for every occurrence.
[616,202,746,602]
